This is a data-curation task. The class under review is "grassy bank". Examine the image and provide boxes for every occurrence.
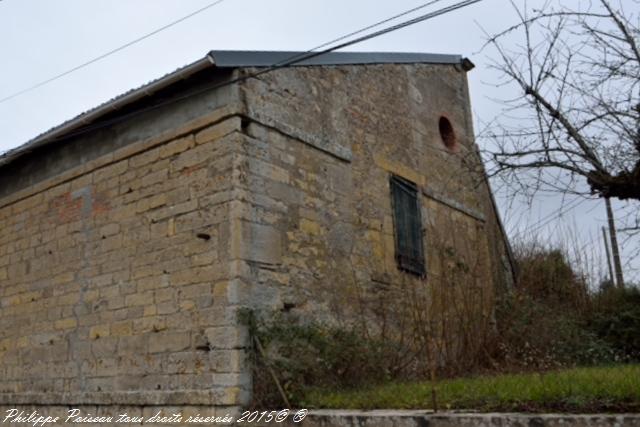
[305,364,640,412]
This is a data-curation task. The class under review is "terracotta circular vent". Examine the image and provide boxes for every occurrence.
[438,116,457,150]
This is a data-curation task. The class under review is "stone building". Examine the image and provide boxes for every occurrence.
[0,51,514,417]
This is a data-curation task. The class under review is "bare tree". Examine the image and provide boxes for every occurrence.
[482,0,639,203]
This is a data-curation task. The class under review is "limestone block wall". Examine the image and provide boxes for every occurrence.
[237,63,511,366]
[0,110,250,410]
[0,61,514,411]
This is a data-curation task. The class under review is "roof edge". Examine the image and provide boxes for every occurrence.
[0,54,216,169]
[0,50,469,170]
[207,50,463,67]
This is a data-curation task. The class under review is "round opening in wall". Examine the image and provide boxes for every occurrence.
[438,116,457,150]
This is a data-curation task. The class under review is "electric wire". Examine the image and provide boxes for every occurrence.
[8,0,596,245]
[2,0,629,277]
[1,0,486,208]
[510,197,591,240]
[31,0,483,146]
[0,0,229,104]
[268,0,451,68]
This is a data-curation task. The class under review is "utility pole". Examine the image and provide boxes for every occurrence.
[605,197,624,288]
[601,227,614,288]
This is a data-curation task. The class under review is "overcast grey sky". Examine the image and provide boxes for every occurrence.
[0,0,636,282]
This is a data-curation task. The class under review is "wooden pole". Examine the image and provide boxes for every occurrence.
[254,336,291,408]
[605,197,625,288]
[601,226,614,287]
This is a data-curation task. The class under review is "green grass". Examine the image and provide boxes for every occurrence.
[304,364,640,412]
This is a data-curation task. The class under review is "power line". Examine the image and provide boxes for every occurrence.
[514,198,583,237]
[38,0,483,145]
[510,197,591,240]
[1,0,453,106]
[0,0,229,104]
[275,0,451,66]
[268,0,482,70]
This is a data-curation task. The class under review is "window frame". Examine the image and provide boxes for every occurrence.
[389,174,426,277]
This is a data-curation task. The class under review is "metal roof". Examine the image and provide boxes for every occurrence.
[208,50,462,67]
[0,50,468,169]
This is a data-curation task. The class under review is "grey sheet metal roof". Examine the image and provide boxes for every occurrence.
[208,50,462,67]
[0,50,466,169]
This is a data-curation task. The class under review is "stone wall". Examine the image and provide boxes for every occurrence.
[236,63,511,369]
[0,61,514,411]
[0,105,251,411]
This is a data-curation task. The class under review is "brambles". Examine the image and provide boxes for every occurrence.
[496,241,640,370]
[245,312,402,408]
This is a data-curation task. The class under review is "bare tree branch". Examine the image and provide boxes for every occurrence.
[482,0,640,201]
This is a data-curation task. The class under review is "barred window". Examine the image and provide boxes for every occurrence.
[390,175,425,276]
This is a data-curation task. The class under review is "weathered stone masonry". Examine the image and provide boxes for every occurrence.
[0,114,250,410]
[0,51,514,420]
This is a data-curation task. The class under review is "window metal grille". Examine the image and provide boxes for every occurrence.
[390,175,426,276]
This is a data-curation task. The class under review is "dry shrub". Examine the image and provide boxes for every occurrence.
[246,311,404,408]
[246,230,640,407]
[513,241,590,312]
[589,286,640,362]
[248,211,504,407]
[494,239,628,370]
